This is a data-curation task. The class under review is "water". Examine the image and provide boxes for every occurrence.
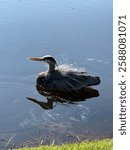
[0,0,112,148]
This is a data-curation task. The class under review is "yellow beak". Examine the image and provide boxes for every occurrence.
[27,57,43,61]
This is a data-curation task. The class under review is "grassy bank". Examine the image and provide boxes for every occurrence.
[18,138,112,150]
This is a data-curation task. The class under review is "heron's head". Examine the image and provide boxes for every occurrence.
[28,55,57,66]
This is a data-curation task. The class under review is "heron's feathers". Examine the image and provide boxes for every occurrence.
[37,64,100,92]
[56,64,86,74]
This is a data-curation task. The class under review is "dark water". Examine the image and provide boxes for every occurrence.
[0,0,112,148]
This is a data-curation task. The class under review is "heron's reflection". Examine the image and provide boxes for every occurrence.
[27,84,99,110]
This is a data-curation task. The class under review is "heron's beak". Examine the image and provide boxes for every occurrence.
[27,57,43,61]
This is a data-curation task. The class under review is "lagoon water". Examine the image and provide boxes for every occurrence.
[0,0,112,148]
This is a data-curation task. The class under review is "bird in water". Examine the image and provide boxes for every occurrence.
[28,55,100,93]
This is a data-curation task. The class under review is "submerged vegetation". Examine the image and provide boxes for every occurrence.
[18,138,112,150]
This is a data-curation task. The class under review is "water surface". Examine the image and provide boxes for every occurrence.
[0,0,112,148]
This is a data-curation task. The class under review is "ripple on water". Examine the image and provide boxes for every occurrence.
[0,77,36,133]
[0,75,92,147]
[0,77,91,128]
[86,58,109,64]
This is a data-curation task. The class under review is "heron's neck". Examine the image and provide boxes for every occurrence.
[47,62,55,74]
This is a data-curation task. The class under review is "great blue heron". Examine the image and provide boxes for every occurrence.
[28,55,100,92]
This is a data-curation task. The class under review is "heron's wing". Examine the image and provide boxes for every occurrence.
[45,70,100,92]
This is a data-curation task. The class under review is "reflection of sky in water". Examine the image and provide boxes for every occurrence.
[0,0,112,147]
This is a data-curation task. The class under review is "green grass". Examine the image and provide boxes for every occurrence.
[18,138,112,150]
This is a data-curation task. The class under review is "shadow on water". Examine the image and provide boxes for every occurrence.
[27,84,99,110]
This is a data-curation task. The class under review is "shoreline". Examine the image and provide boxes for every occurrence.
[1,132,112,149]
[17,138,113,150]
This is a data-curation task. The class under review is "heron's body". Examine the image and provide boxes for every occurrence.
[28,55,100,92]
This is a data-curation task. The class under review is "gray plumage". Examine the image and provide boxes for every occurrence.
[28,55,100,92]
